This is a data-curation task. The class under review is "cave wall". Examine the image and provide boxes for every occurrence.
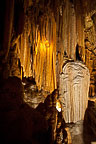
[0,0,96,95]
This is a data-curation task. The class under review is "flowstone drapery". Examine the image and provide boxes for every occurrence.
[59,61,90,123]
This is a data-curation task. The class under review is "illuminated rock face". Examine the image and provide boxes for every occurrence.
[12,12,57,93]
[1,0,96,95]
[59,61,90,123]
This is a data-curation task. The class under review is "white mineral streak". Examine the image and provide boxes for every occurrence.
[59,61,90,123]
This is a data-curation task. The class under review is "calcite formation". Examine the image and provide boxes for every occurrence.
[59,61,90,123]
[1,0,96,95]
[1,0,96,143]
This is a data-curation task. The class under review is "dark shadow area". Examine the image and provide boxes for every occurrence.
[83,100,96,144]
[76,44,82,61]
[0,76,50,144]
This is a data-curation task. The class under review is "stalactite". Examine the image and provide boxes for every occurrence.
[32,16,57,92]
[74,0,85,62]
[14,7,57,92]
[56,0,77,79]
[9,0,94,95]
[18,0,84,93]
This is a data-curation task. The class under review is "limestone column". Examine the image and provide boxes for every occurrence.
[59,61,90,123]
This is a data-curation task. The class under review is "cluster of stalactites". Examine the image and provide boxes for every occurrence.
[16,12,57,92]
[56,0,86,78]
[31,16,57,92]
[15,0,90,92]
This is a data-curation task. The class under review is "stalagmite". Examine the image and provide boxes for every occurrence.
[59,61,90,123]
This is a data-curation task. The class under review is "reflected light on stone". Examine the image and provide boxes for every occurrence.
[36,39,50,55]
[56,100,61,112]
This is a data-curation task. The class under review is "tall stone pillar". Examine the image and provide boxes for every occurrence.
[59,61,90,123]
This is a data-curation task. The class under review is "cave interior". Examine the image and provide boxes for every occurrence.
[0,0,96,144]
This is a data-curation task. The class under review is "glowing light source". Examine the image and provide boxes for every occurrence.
[56,100,61,112]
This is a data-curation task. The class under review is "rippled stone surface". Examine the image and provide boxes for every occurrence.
[59,61,90,123]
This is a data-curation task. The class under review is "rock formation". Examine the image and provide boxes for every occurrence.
[0,77,49,144]
[83,100,96,143]
[59,61,90,123]
[1,0,96,143]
